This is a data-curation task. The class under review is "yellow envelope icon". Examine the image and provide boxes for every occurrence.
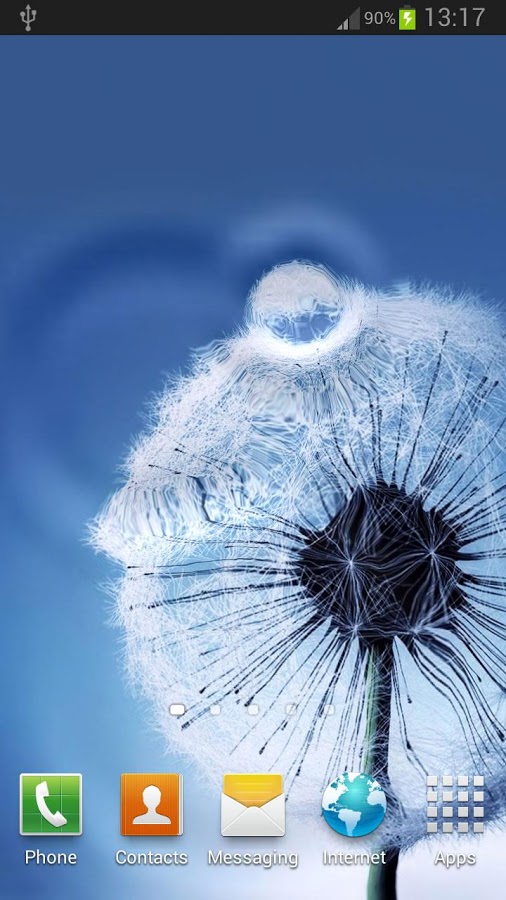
[221,774,285,837]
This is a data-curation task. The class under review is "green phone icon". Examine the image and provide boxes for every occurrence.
[20,774,82,835]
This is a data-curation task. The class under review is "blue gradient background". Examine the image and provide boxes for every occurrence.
[1,36,505,899]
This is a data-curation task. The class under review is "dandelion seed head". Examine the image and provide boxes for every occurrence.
[296,481,464,644]
[93,261,506,849]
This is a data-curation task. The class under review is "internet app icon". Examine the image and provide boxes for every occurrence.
[19,774,82,836]
[121,773,183,835]
[322,772,386,837]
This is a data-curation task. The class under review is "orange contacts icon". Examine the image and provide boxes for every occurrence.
[120,774,183,836]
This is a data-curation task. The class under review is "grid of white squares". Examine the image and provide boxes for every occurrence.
[426,775,484,833]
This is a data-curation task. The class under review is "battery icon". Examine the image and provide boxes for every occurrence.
[399,7,416,29]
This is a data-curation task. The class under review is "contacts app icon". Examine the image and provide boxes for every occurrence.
[121,774,183,835]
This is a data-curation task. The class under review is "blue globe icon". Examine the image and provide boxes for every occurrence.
[322,772,387,837]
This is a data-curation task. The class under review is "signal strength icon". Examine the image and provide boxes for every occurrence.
[337,7,361,30]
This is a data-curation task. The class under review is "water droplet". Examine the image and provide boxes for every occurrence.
[248,261,346,345]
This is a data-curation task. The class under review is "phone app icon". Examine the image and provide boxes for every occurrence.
[20,774,82,835]
[221,774,285,837]
[121,774,183,835]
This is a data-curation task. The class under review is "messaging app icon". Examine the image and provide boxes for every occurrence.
[121,773,183,835]
[221,774,285,837]
[20,774,82,835]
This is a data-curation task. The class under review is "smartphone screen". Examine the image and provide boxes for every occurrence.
[3,10,505,900]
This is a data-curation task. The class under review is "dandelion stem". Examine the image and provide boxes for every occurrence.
[363,643,399,900]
